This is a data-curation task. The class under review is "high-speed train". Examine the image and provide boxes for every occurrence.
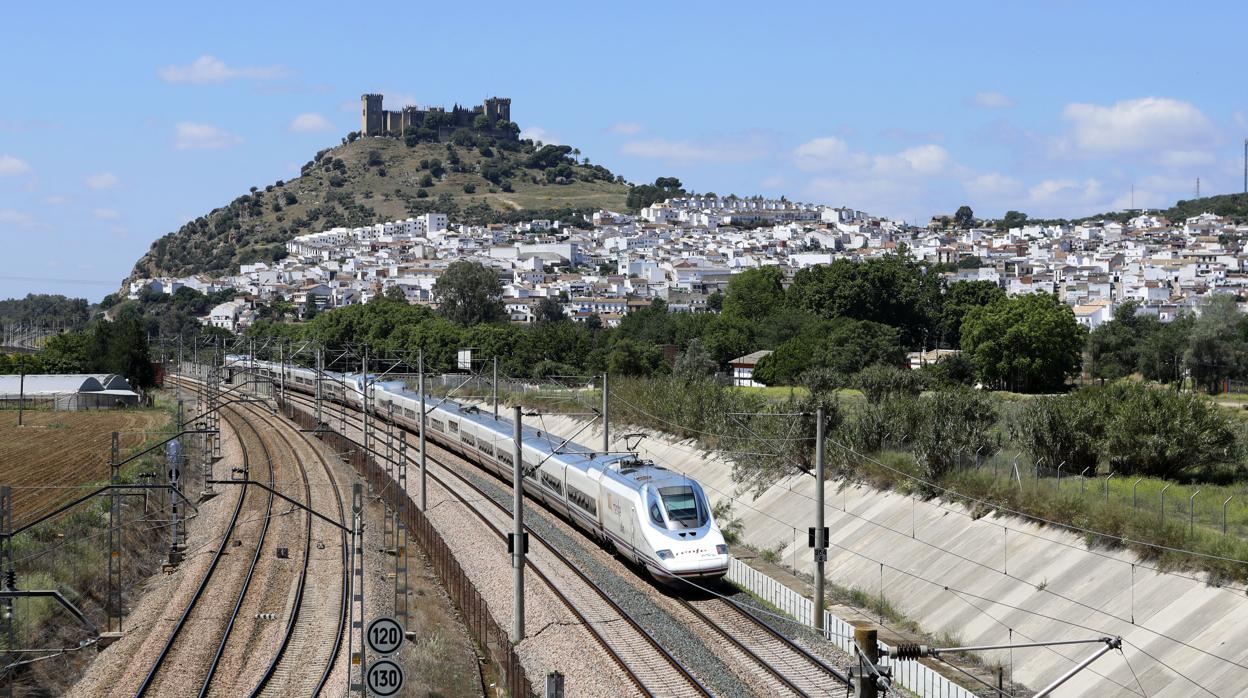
[227,356,730,582]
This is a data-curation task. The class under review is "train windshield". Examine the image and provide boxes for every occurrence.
[658,486,706,529]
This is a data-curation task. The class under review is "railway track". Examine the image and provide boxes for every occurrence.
[151,376,348,697]
[135,404,276,696]
[673,595,848,697]
[277,388,712,697]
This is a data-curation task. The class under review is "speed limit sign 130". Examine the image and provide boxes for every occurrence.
[366,616,405,655]
[366,658,404,696]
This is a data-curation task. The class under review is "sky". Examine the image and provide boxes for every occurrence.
[2,1,1248,301]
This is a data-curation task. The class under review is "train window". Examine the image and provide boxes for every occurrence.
[649,502,664,526]
[461,433,476,447]
[431,419,445,432]
[658,486,707,529]
[479,442,493,456]
[567,485,597,516]
[498,452,513,466]
[448,421,459,434]
[404,409,415,419]
[540,472,563,495]
[523,461,537,480]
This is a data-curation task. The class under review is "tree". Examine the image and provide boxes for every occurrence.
[1086,301,1158,381]
[789,253,942,348]
[1185,295,1247,393]
[854,365,926,404]
[303,295,319,320]
[673,339,717,383]
[954,205,974,229]
[752,318,904,385]
[706,290,724,312]
[939,281,1005,348]
[1138,314,1191,387]
[533,297,568,324]
[722,266,785,322]
[433,261,505,326]
[961,293,1086,392]
[383,285,408,303]
[998,210,1028,231]
[608,339,664,377]
[473,113,492,130]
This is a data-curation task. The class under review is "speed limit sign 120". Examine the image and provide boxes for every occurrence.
[366,617,405,655]
[366,658,404,697]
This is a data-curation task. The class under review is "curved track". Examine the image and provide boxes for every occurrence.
[153,376,349,697]
[279,389,712,697]
[135,405,274,697]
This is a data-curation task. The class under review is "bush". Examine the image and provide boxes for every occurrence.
[462,183,476,194]
[416,189,429,199]
[913,388,997,481]
[854,365,926,403]
[1011,394,1101,474]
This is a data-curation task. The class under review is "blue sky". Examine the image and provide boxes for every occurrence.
[2,1,1247,300]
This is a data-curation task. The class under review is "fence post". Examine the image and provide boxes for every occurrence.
[1224,496,1234,536]
[1104,471,1116,503]
[1160,483,1172,522]
[1132,478,1143,509]
[1190,490,1201,537]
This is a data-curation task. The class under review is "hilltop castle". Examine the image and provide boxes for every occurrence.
[360,93,512,137]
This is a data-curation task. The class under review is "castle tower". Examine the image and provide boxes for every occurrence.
[361,93,384,136]
[485,97,511,123]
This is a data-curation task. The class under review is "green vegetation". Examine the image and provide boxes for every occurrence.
[133,133,633,279]
[0,307,158,387]
[961,292,1086,392]
[0,294,91,329]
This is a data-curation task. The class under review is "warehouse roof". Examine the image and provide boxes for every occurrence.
[0,374,106,395]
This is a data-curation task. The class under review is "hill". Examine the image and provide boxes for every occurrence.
[1003,192,1248,229]
[131,132,632,279]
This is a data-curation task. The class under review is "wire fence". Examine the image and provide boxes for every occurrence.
[285,402,535,697]
[869,437,1248,543]
[728,558,978,698]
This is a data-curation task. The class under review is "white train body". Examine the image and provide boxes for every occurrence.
[233,357,729,582]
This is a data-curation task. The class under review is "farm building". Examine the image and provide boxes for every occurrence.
[0,374,140,410]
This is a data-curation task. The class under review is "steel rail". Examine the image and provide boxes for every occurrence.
[134,405,261,696]
[277,386,712,697]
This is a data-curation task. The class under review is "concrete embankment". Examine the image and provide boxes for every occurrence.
[527,411,1248,697]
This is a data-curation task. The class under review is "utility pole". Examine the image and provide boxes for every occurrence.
[814,406,826,635]
[601,372,609,454]
[1,486,12,698]
[278,342,285,411]
[315,346,324,429]
[107,432,122,634]
[16,355,24,427]
[362,348,370,496]
[1196,177,1201,199]
[395,430,408,633]
[853,624,880,698]
[348,483,365,696]
[493,356,499,421]
[511,405,525,643]
[418,348,427,512]
[1243,138,1247,195]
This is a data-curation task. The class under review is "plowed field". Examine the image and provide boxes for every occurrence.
[0,409,170,523]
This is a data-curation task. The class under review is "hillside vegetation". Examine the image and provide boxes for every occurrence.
[132,132,632,279]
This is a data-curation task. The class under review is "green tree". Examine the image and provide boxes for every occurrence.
[954,205,974,229]
[383,285,408,303]
[752,318,903,385]
[706,290,724,312]
[1185,295,1247,393]
[608,338,664,376]
[1138,314,1191,387]
[789,253,941,348]
[672,339,717,383]
[939,281,1005,348]
[433,261,505,326]
[533,297,568,324]
[303,295,319,320]
[854,365,926,404]
[1086,301,1158,381]
[997,210,1028,230]
[961,293,1086,392]
[722,266,785,322]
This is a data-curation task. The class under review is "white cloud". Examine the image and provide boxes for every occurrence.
[1027,178,1104,207]
[41,195,70,206]
[289,113,333,133]
[1157,149,1217,168]
[92,208,121,220]
[792,136,859,171]
[606,121,643,135]
[967,91,1016,109]
[0,155,30,176]
[1060,97,1217,156]
[620,135,774,165]
[0,209,41,229]
[85,172,120,189]
[792,137,952,178]
[174,122,243,150]
[521,127,562,145]
[964,172,1023,198]
[157,55,288,84]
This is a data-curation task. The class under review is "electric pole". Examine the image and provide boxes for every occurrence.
[493,356,499,421]
[601,372,609,454]
[418,348,427,512]
[511,405,525,643]
[814,406,826,635]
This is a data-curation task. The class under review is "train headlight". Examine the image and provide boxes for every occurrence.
[716,544,728,555]
[656,549,674,560]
